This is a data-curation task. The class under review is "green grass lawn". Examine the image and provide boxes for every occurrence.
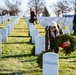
[35,23,45,36]
[0,18,76,75]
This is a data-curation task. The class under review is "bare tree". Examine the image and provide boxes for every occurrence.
[50,3,61,17]
[50,0,71,16]
[5,0,21,15]
[28,0,45,17]
[67,0,76,13]
[0,7,4,15]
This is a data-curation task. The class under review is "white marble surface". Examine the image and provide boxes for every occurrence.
[28,23,34,29]
[43,52,59,75]
[35,35,45,55]
[0,28,8,41]
[10,22,14,31]
[62,20,66,29]
[69,25,73,32]
[63,30,70,35]
[0,17,2,24]
[0,34,2,54]
[5,24,11,35]
[29,25,36,36]
[32,29,39,43]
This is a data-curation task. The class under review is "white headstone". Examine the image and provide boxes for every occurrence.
[39,17,47,27]
[32,29,39,43]
[0,34,2,54]
[2,16,5,24]
[62,22,65,29]
[5,24,11,35]
[43,52,59,75]
[69,25,73,32]
[62,17,66,29]
[10,22,15,31]
[35,35,45,55]
[29,25,36,36]
[10,22,13,31]
[0,28,8,41]
[28,22,33,27]
[0,17,2,24]
[63,30,70,35]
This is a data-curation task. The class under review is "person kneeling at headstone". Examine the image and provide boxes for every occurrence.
[48,21,63,54]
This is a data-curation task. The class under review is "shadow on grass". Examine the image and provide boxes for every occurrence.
[31,46,35,56]
[59,56,76,59]
[2,41,34,45]
[0,71,25,75]
[14,28,28,29]
[0,69,42,75]
[1,54,32,58]
[20,59,36,62]
[8,36,30,38]
[69,60,76,62]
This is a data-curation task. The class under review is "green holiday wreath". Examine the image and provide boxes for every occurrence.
[57,34,76,55]
[36,34,76,68]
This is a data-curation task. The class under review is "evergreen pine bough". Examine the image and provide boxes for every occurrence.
[57,34,76,55]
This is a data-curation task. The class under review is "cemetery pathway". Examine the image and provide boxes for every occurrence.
[0,18,42,75]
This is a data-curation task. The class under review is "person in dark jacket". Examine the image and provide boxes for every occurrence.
[45,26,49,50]
[48,21,63,54]
[29,8,36,24]
[73,13,76,35]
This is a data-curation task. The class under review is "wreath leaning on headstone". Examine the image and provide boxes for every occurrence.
[36,34,76,68]
[57,34,76,55]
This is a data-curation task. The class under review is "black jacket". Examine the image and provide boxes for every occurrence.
[48,27,63,49]
[73,14,76,30]
[30,11,35,19]
[48,29,59,49]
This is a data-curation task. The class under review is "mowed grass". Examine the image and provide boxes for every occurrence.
[0,18,76,75]
[35,23,45,36]
[0,18,42,75]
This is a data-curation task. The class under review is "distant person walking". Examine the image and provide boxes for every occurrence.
[29,8,36,24]
[73,13,76,35]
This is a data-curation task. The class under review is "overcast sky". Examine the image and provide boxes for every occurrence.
[20,0,59,15]
[0,0,59,15]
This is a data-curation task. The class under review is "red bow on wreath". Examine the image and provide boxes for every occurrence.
[60,40,70,49]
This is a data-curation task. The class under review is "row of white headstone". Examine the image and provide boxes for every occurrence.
[25,16,59,75]
[25,17,45,55]
[38,16,73,26]
[0,15,21,54]
[0,15,16,24]
[38,16,74,35]
[0,16,20,41]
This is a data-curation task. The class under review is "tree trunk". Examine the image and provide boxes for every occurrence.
[35,6,37,18]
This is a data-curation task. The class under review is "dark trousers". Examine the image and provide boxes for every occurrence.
[54,47,59,54]
[50,47,59,54]
[29,19,34,25]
